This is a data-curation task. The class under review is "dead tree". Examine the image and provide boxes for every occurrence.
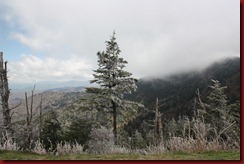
[25,85,35,148]
[0,52,12,137]
[39,93,43,139]
[144,97,165,145]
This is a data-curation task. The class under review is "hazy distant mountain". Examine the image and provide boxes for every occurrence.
[45,86,85,92]
[9,80,90,101]
[10,80,90,91]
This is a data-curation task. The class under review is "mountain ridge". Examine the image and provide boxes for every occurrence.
[5,57,240,129]
[124,57,240,133]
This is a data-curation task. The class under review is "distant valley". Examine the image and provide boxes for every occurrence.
[9,88,84,122]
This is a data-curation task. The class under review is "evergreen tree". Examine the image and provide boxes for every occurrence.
[206,79,229,130]
[197,79,239,142]
[86,32,140,144]
[41,110,62,152]
[193,79,240,149]
[64,118,91,146]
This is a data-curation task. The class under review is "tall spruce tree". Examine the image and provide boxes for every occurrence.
[86,32,139,144]
[206,79,229,130]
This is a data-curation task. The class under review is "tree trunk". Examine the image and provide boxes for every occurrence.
[154,97,164,145]
[39,94,43,138]
[25,85,35,149]
[112,101,117,144]
[0,52,12,137]
[158,111,164,144]
[154,97,159,144]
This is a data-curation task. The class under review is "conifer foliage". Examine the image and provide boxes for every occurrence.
[86,32,138,144]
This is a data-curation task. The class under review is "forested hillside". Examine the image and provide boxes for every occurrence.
[125,57,240,133]
[9,91,84,122]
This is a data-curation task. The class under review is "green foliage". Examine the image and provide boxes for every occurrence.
[40,110,62,152]
[193,80,239,149]
[226,101,240,146]
[165,116,192,139]
[39,103,93,152]
[227,101,240,130]
[64,118,92,147]
[205,80,228,126]
[200,80,239,141]
[130,130,146,149]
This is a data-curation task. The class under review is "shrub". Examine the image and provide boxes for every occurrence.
[87,126,130,154]
[0,133,20,151]
[55,141,84,155]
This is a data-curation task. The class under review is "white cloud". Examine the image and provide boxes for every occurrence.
[0,0,240,82]
[8,55,92,83]
[10,32,53,50]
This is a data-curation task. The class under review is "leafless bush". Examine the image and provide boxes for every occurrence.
[109,145,131,154]
[31,140,84,155]
[0,132,20,151]
[31,140,47,154]
[87,126,114,154]
[55,141,84,155]
[145,141,166,154]
[167,137,222,153]
[87,126,130,154]
[165,113,237,153]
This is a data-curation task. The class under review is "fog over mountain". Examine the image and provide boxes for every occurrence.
[0,0,239,84]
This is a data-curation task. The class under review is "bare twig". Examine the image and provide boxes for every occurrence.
[10,102,22,110]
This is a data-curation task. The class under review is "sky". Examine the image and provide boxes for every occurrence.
[0,0,240,84]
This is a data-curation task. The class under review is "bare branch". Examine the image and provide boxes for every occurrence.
[10,102,22,110]
[25,92,29,124]
[30,85,35,122]
[218,121,236,137]
[144,108,155,113]
[196,88,206,110]
[10,111,17,118]
[143,120,154,127]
